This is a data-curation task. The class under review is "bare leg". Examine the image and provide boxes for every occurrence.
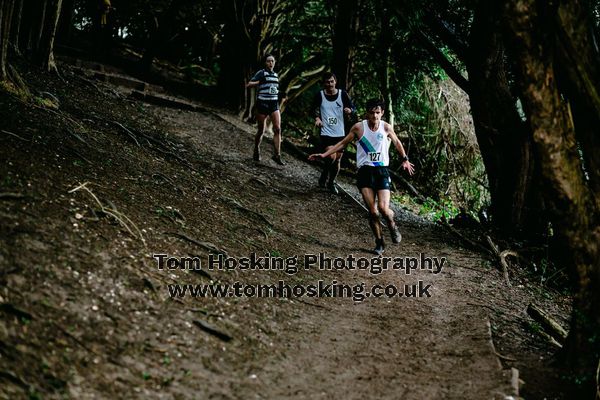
[271,110,281,156]
[360,187,382,240]
[254,113,267,160]
[377,189,401,243]
[319,146,338,188]
[328,151,343,185]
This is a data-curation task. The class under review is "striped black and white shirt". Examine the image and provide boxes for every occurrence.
[250,69,279,101]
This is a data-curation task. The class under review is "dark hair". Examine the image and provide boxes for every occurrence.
[263,54,275,62]
[321,72,337,83]
[365,98,385,112]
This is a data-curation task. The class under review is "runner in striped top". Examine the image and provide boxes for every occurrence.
[309,99,415,255]
[246,54,285,165]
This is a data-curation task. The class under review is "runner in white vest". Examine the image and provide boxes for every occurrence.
[309,98,415,255]
[312,72,356,193]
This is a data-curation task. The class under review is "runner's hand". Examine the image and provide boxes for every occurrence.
[402,160,415,176]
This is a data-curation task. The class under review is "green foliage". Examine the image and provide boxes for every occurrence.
[418,197,459,222]
[396,74,490,213]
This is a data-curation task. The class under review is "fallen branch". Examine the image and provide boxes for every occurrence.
[526,303,568,345]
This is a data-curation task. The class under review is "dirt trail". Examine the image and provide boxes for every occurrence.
[152,106,512,399]
[0,64,570,400]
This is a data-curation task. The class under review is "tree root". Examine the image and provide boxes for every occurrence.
[192,319,232,342]
[486,235,519,286]
[111,121,142,147]
[220,196,274,228]
[165,231,228,256]
[152,173,185,195]
[440,220,492,255]
[0,192,27,200]
[1,129,30,142]
[69,182,145,244]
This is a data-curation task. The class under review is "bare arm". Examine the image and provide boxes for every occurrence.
[245,80,259,88]
[385,123,415,175]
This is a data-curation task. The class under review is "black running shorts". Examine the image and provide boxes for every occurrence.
[256,100,279,115]
[319,135,344,152]
[356,166,391,191]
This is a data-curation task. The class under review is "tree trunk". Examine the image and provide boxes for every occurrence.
[331,0,358,92]
[0,0,5,80]
[19,0,47,56]
[216,0,256,111]
[0,0,14,80]
[553,0,600,211]
[505,0,600,396]
[35,0,48,53]
[466,0,540,235]
[36,0,62,72]
[10,0,23,54]
[379,6,394,125]
[56,0,74,44]
[391,1,544,236]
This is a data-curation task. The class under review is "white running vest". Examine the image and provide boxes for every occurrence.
[319,90,345,137]
[356,120,390,168]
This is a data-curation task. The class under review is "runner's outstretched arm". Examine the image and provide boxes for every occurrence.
[385,124,415,175]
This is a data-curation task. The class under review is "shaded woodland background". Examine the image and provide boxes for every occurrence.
[0,0,599,396]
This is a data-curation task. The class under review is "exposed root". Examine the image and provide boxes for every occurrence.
[165,231,228,256]
[68,182,145,244]
[0,192,26,200]
[112,121,142,147]
[220,196,274,228]
[1,129,30,142]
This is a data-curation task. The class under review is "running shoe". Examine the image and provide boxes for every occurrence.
[373,238,385,255]
[272,154,285,165]
[328,182,339,194]
[390,224,402,244]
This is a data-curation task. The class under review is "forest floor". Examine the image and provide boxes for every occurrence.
[0,58,573,399]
